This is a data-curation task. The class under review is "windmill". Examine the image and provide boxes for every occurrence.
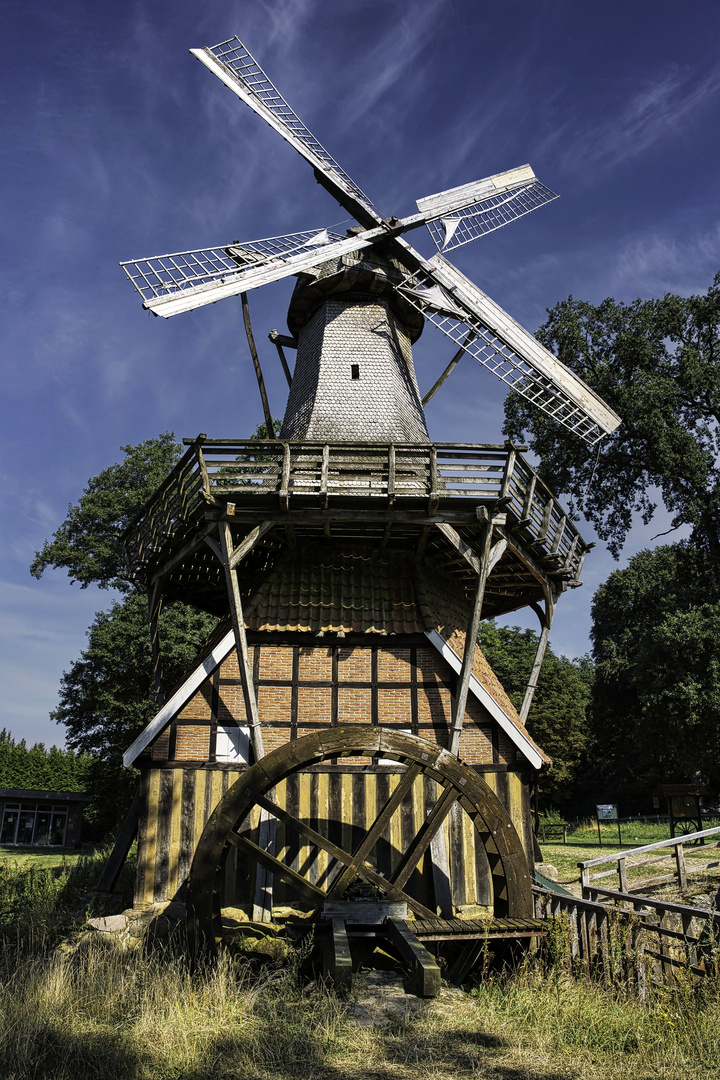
[114,38,620,981]
[121,37,620,446]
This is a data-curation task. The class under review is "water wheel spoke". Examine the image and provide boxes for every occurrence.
[328,761,424,899]
[388,781,459,897]
[254,791,436,919]
[227,830,326,904]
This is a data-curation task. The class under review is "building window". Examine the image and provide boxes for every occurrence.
[0,803,69,846]
[351,363,360,380]
[1,805,19,845]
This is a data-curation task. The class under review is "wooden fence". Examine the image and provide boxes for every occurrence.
[579,825,720,895]
[533,885,720,999]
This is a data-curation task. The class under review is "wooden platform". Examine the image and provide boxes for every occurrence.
[412,916,547,942]
[309,910,547,996]
[121,436,591,619]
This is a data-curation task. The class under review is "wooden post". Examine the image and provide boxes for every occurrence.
[617,856,628,893]
[448,522,493,756]
[421,331,474,406]
[268,329,293,387]
[520,594,556,724]
[147,581,165,707]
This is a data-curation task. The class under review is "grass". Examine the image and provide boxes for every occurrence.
[0,938,718,1079]
[0,851,719,1078]
[540,830,720,894]
[0,845,96,869]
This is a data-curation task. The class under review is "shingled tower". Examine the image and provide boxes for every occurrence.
[281,250,428,443]
[114,37,620,980]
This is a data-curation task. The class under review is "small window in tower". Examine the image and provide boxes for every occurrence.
[351,363,360,380]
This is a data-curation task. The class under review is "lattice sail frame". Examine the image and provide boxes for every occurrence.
[194,37,380,222]
[425,181,558,254]
[120,229,344,306]
[397,263,611,445]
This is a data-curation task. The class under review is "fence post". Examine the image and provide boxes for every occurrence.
[563,824,568,844]
[618,856,628,893]
[675,842,687,891]
[580,865,590,895]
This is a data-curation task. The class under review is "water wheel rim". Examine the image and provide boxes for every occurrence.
[186,726,531,957]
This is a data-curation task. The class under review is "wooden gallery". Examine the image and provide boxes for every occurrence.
[110,37,620,980]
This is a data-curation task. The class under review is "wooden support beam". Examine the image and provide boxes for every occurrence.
[422,330,475,407]
[446,938,486,986]
[519,593,556,724]
[385,919,441,997]
[448,522,494,756]
[228,520,275,570]
[94,787,141,894]
[219,520,265,762]
[325,918,353,989]
[241,292,275,439]
[268,329,294,387]
[150,520,219,588]
[252,808,276,922]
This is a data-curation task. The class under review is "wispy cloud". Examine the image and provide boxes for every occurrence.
[562,62,720,174]
[341,0,451,124]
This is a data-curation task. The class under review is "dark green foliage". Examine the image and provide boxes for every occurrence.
[504,272,720,558]
[30,432,182,591]
[590,543,720,793]
[0,729,92,792]
[478,622,592,804]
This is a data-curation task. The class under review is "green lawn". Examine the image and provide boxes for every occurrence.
[0,845,96,869]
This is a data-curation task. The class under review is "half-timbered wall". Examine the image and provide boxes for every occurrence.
[148,637,518,767]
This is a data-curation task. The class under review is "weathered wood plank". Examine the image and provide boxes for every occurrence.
[386,919,441,997]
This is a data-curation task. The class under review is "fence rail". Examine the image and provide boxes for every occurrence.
[122,438,590,585]
[579,825,720,895]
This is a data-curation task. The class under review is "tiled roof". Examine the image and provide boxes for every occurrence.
[245,547,425,634]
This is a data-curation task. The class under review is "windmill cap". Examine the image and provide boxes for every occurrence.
[287,248,425,342]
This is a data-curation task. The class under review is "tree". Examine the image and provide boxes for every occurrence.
[503,273,720,558]
[30,432,219,834]
[590,543,720,793]
[30,432,182,591]
[52,593,216,764]
[478,622,592,805]
[0,729,92,792]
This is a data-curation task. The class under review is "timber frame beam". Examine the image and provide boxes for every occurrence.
[204,517,275,762]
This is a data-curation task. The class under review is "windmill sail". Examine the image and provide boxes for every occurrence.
[119,229,369,316]
[398,254,621,444]
[191,38,381,227]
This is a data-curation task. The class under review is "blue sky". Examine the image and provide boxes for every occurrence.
[2,0,719,747]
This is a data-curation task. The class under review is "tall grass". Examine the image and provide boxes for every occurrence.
[0,938,718,1080]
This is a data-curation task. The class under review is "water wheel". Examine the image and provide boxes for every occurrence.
[186,726,532,957]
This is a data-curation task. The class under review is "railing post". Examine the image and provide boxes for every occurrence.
[618,857,628,893]
[499,442,516,501]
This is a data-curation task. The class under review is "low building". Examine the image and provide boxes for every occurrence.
[0,788,91,848]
